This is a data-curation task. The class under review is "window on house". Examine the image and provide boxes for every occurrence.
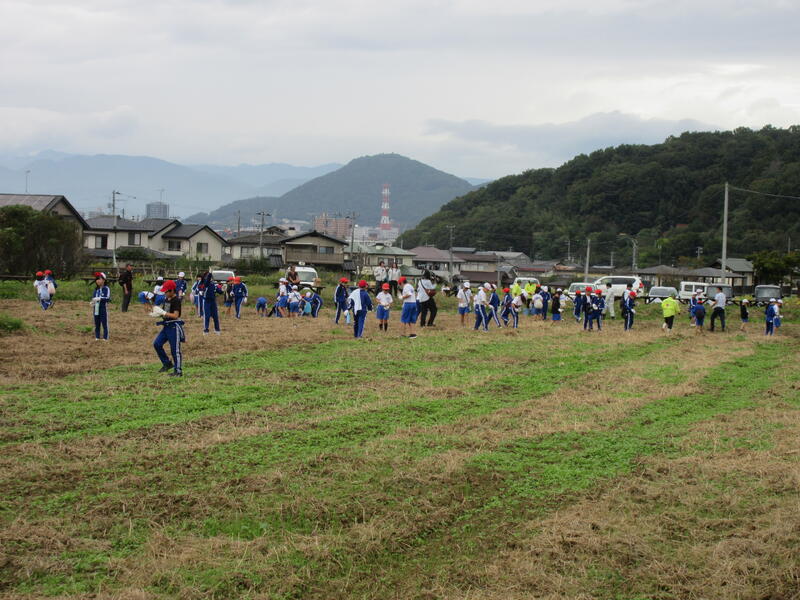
[95,235,108,249]
[318,246,334,254]
[127,232,141,246]
[167,240,182,252]
[196,242,209,255]
[241,246,253,257]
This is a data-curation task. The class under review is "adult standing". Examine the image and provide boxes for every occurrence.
[373,261,388,294]
[118,264,133,312]
[604,282,616,319]
[417,271,438,327]
[661,292,680,333]
[709,286,727,332]
[388,263,401,296]
[398,276,418,338]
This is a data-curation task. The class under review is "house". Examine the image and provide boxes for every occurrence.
[452,248,500,273]
[710,258,755,287]
[493,251,532,267]
[226,231,288,260]
[158,224,227,261]
[84,216,152,253]
[281,230,347,267]
[0,194,88,232]
[345,242,417,276]
[408,246,463,277]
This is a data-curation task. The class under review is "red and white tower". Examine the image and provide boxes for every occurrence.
[379,183,392,231]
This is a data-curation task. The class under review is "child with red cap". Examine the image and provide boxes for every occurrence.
[334,277,350,324]
[231,276,248,319]
[376,282,393,332]
[348,280,373,338]
[398,276,418,338]
[500,287,513,327]
[623,290,637,331]
[43,269,57,304]
[90,273,111,340]
[150,279,185,376]
[33,271,53,310]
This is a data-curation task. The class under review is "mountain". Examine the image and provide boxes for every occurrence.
[0,152,341,217]
[397,126,800,265]
[277,153,474,227]
[185,196,280,231]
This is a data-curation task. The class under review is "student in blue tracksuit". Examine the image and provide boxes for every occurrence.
[200,271,222,334]
[488,285,502,327]
[540,286,551,321]
[151,279,185,377]
[587,291,605,331]
[623,291,637,331]
[231,277,248,319]
[500,287,514,326]
[175,272,188,299]
[582,287,594,330]
[334,277,349,323]
[191,276,203,317]
[689,292,700,326]
[765,298,777,336]
[43,269,58,305]
[222,277,235,316]
[693,299,706,335]
[301,290,323,317]
[348,280,373,338]
[91,272,111,340]
[255,296,268,317]
[473,283,490,331]
[551,289,563,324]
[153,277,166,306]
[572,290,584,323]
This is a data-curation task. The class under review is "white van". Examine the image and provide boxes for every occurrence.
[592,275,644,297]
[288,266,319,287]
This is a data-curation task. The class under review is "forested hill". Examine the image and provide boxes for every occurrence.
[398,127,800,266]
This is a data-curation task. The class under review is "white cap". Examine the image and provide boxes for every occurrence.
[305,291,311,298]
[491,283,497,290]
[463,282,470,288]
[157,276,163,281]
[777,299,783,303]
[542,285,548,292]
[178,271,185,277]
[279,277,286,282]
[770,298,776,302]
[556,288,562,292]
[483,282,491,289]
[292,285,298,290]
[742,298,749,303]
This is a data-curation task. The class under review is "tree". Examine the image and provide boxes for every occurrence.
[0,205,86,276]
[748,250,800,284]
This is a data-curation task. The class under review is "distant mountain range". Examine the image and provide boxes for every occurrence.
[186,154,477,231]
[0,151,481,228]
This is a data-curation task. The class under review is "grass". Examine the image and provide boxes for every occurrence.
[0,312,25,334]
[0,301,798,599]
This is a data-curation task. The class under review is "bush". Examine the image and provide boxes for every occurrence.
[0,313,25,334]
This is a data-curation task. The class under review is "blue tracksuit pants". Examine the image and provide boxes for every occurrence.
[335,300,348,323]
[353,309,367,338]
[624,310,635,330]
[234,296,245,319]
[203,298,220,332]
[154,322,184,374]
[474,305,489,331]
[94,303,109,339]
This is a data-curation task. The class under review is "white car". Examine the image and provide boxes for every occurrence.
[288,266,319,287]
[593,275,644,297]
[567,282,594,294]
[211,269,235,282]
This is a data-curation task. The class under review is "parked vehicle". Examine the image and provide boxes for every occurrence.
[753,284,782,306]
[706,283,735,302]
[211,269,235,282]
[646,286,678,303]
[678,281,707,300]
[513,277,540,288]
[567,282,593,294]
[288,265,320,287]
[592,275,644,297]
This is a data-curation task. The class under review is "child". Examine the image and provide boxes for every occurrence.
[90,272,111,341]
[255,296,268,317]
[175,272,188,298]
[456,282,472,327]
[231,276,248,319]
[150,279,185,377]
[765,298,777,336]
[540,285,551,321]
[33,271,53,311]
[301,290,323,318]
[334,277,349,323]
[500,287,513,326]
[693,299,706,335]
[376,283,393,331]
[775,299,783,332]
[551,289,563,324]
[473,283,490,332]
[398,276,419,338]
[582,287,594,330]
[588,290,604,331]
[739,298,749,332]
[689,292,700,326]
[191,275,203,317]
[572,290,583,323]
[623,290,636,331]
[531,288,544,319]
[288,285,302,318]
[199,271,222,335]
[276,278,289,318]
[138,290,155,313]
[223,276,235,316]
[348,280,373,338]
[43,269,57,304]
[153,276,165,306]
[488,284,502,327]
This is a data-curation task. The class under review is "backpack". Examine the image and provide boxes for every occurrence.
[533,297,543,309]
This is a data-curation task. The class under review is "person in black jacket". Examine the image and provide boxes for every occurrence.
[118,264,134,312]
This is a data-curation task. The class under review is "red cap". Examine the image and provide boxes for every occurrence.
[358,280,367,288]
[160,279,177,292]
[35,271,44,277]
[227,276,234,281]
[234,276,241,283]
[339,277,348,283]
[44,269,52,275]
[382,283,390,290]
[503,287,510,293]
[398,276,407,282]
[575,290,581,295]
[629,291,637,298]
[585,287,592,294]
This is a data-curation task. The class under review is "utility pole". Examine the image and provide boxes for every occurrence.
[696,246,703,260]
[446,225,456,282]
[721,181,729,274]
[256,211,270,259]
[610,250,615,269]
[111,191,119,268]
[584,237,591,280]
[236,210,241,236]
[349,212,359,275]
[566,238,572,263]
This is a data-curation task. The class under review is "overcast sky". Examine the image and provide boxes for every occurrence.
[2,0,799,177]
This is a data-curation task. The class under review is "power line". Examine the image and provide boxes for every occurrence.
[729,185,800,201]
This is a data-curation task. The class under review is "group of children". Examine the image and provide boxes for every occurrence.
[32,270,58,310]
